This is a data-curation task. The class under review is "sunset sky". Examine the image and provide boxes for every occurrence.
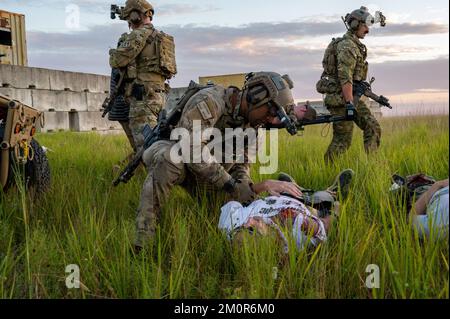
[1,0,448,113]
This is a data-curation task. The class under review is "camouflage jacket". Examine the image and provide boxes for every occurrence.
[109,23,165,92]
[176,85,254,190]
[325,31,369,107]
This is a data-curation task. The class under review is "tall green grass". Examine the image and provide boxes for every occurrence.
[0,115,448,299]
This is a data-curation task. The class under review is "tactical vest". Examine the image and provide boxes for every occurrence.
[119,25,177,86]
[316,33,368,95]
[135,27,177,82]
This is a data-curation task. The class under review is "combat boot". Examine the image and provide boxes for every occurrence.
[326,169,355,199]
[278,172,314,193]
[278,172,296,183]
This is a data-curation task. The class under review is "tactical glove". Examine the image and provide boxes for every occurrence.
[345,102,357,120]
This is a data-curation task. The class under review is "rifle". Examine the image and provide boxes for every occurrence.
[268,103,356,134]
[102,68,126,118]
[110,4,125,20]
[113,110,170,186]
[353,78,392,109]
[113,80,205,186]
[297,103,356,130]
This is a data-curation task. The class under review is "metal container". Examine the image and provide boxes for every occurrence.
[0,9,28,66]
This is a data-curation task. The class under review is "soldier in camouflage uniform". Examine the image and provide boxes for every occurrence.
[109,0,176,149]
[317,7,382,162]
[134,72,307,251]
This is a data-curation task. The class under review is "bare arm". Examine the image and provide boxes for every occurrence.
[413,179,449,216]
[336,41,357,103]
[252,180,303,198]
[342,83,354,103]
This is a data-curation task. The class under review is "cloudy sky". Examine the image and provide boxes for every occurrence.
[1,0,448,112]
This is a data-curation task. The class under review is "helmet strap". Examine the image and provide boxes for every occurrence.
[233,91,244,120]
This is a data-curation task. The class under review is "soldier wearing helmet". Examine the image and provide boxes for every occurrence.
[109,0,177,150]
[133,72,307,252]
[316,6,384,162]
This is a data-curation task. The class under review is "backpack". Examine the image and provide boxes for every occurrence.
[316,37,344,94]
[151,31,177,79]
[391,173,436,213]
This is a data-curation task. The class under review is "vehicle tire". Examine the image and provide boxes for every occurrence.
[25,139,51,195]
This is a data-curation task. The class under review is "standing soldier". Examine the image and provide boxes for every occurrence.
[316,6,383,162]
[109,0,177,149]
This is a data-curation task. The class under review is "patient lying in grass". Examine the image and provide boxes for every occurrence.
[219,169,354,253]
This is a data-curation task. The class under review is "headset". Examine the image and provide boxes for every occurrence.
[342,7,387,31]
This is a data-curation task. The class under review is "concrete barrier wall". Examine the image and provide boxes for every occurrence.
[1,64,237,132]
[0,87,33,105]
[70,111,123,132]
[40,111,70,133]
[0,64,110,93]
[0,65,117,132]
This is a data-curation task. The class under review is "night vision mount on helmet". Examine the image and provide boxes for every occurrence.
[342,6,387,31]
[243,72,298,136]
[111,0,154,20]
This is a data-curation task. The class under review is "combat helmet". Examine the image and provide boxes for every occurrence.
[122,0,154,20]
[344,6,386,31]
[241,72,298,135]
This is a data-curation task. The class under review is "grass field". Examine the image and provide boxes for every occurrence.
[0,115,448,299]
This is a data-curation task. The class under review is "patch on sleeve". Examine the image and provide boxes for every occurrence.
[120,41,131,48]
[197,101,213,120]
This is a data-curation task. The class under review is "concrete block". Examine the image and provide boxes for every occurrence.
[66,72,89,92]
[0,64,50,90]
[47,69,110,93]
[0,64,13,87]
[49,70,72,91]
[55,91,88,112]
[1,65,110,92]
[69,111,123,132]
[2,66,52,90]
[41,111,70,132]
[30,68,51,90]
[0,88,33,106]
[85,73,110,93]
[0,87,13,98]
[0,65,32,89]
[100,75,111,93]
[86,92,108,112]
[31,90,88,112]
[30,90,57,112]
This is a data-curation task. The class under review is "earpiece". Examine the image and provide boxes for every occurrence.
[349,18,360,30]
[129,11,143,24]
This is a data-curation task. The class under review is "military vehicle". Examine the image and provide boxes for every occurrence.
[0,93,50,195]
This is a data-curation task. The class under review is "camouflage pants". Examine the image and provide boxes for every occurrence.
[128,91,166,150]
[135,140,224,248]
[325,100,381,162]
[119,120,137,152]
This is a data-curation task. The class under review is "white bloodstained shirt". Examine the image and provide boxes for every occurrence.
[219,195,327,251]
